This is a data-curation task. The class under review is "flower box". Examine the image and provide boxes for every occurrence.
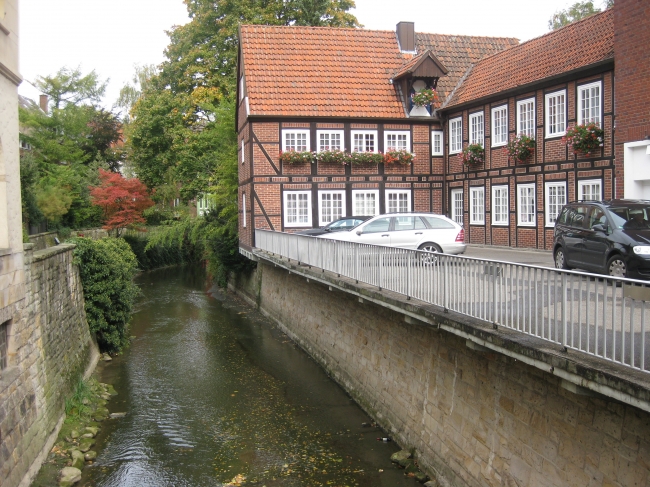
[279,150,313,164]
[462,144,485,166]
[384,150,415,165]
[563,123,604,156]
[506,135,536,164]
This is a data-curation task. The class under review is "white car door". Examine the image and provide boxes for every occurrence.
[389,216,428,249]
[353,217,392,246]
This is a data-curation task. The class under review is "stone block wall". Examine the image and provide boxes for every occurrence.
[235,262,650,487]
[0,244,98,487]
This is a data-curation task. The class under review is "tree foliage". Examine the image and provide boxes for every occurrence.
[90,169,154,236]
[548,0,612,30]
[19,67,123,229]
[71,237,139,352]
[34,66,108,110]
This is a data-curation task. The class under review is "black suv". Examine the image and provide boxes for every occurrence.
[553,200,650,279]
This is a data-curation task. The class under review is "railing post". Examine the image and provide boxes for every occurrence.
[378,248,382,291]
[355,245,359,283]
[406,249,411,300]
[561,272,567,351]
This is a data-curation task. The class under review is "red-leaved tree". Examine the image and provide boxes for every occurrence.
[90,169,154,236]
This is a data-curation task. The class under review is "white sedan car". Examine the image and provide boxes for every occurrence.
[319,212,466,255]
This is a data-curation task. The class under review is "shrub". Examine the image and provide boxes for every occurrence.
[71,237,139,352]
[122,231,195,271]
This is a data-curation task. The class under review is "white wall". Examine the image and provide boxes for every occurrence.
[624,141,650,200]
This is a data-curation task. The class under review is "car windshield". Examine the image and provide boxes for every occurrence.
[608,205,650,230]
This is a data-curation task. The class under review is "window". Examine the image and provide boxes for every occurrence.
[578,81,601,126]
[578,179,602,201]
[386,190,411,213]
[545,90,566,137]
[431,130,443,156]
[239,77,244,101]
[0,321,8,371]
[517,98,535,138]
[282,129,310,152]
[241,139,245,163]
[393,216,427,231]
[451,188,463,225]
[470,187,485,224]
[284,191,312,227]
[242,193,246,228]
[469,112,484,147]
[492,186,509,225]
[318,191,345,226]
[545,182,566,226]
[517,184,536,226]
[384,131,410,151]
[491,105,508,147]
[363,217,391,233]
[449,117,462,154]
[351,130,377,153]
[317,130,344,152]
[197,195,214,216]
[352,190,379,216]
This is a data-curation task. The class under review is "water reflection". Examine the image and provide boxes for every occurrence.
[81,266,417,486]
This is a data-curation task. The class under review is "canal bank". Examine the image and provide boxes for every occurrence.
[231,256,650,487]
[78,266,425,487]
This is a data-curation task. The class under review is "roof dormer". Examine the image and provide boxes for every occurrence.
[392,50,449,118]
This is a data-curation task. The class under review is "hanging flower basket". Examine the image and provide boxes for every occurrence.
[348,151,384,165]
[506,134,536,164]
[384,150,415,165]
[279,150,314,164]
[462,144,485,166]
[314,149,350,165]
[412,88,440,108]
[562,123,604,156]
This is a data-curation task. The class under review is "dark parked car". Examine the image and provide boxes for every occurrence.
[295,216,371,236]
[553,200,650,279]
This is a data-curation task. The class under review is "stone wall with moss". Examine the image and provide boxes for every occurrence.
[0,243,98,487]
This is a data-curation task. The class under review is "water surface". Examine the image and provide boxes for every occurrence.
[81,266,418,487]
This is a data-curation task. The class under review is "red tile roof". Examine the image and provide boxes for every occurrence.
[239,25,518,119]
[444,9,614,109]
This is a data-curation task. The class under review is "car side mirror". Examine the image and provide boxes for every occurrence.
[356,230,363,235]
[324,228,331,232]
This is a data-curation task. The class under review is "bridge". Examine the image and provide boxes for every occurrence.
[235,231,650,486]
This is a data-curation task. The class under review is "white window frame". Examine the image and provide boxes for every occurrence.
[283,191,312,227]
[451,188,464,226]
[242,193,246,228]
[544,182,566,227]
[239,77,244,101]
[385,190,411,213]
[316,130,344,152]
[352,189,380,216]
[517,183,536,226]
[516,98,535,138]
[577,81,602,126]
[545,90,566,138]
[351,130,378,153]
[470,187,485,225]
[241,139,245,164]
[491,105,508,147]
[491,185,509,226]
[431,130,443,156]
[384,131,411,152]
[282,129,310,152]
[469,112,484,147]
[578,179,602,201]
[318,190,346,226]
[449,117,462,154]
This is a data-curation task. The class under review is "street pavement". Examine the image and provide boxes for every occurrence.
[463,244,555,268]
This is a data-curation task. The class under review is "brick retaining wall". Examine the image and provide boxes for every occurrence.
[233,261,650,487]
[0,244,98,487]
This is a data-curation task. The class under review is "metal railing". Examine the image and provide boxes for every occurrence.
[254,229,650,374]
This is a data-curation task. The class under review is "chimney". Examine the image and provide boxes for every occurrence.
[39,95,48,114]
[396,22,415,53]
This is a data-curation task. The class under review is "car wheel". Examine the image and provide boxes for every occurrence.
[554,248,571,270]
[607,255,627,278]
[418,243,442,264]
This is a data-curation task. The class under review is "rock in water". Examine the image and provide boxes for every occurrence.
[390,449,412,467]
[78,438,95,452]
[59,466,81,486]
[70,449,85,470]
[84,450,98,461]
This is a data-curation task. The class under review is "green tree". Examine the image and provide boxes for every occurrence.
[548,1,612,30]
[34,66,107,109]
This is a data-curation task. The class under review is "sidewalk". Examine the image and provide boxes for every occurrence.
[463,244,555,268]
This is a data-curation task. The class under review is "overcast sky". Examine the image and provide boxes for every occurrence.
[18,0,607,109]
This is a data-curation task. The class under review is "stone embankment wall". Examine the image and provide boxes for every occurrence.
[234,262,650,487]
[0,244,98,487]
